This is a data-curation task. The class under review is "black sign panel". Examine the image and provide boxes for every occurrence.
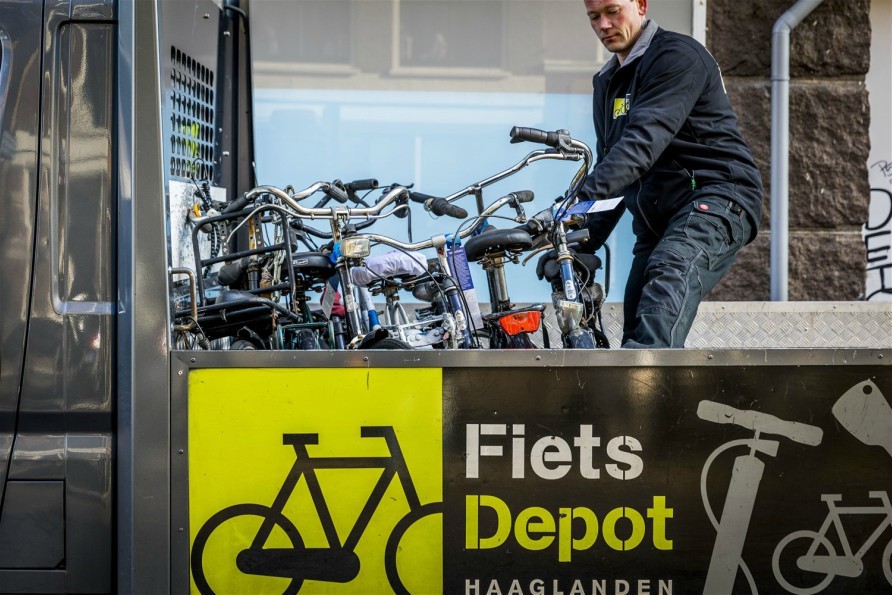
[442,366,892,595]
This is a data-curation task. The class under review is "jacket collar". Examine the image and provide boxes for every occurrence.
[598,19,659,77]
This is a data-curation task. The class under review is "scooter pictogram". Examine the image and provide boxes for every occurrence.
[697,400,823,594]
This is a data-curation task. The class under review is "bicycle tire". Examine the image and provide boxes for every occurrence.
[471,328,492,349]
[293,328,322,351]
[384,501,444,595]
[230,339,258,350]
[592,326,610,348]
[367,337,414,350]
[191,503,304,595]
[772,530,836,595]
[565,329,596,349]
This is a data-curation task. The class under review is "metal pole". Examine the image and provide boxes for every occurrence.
[770,0,825,301]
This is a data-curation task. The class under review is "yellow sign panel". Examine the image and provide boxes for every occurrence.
[188,368,443,594]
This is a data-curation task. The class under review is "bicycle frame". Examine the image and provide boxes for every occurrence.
[800,492,892,576]
[238,427,420,584]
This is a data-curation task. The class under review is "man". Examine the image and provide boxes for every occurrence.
[575,0,763,348]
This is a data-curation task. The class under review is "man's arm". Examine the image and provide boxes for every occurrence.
[584,41,709,202]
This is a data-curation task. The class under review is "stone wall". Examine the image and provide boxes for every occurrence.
[706,0,871,300]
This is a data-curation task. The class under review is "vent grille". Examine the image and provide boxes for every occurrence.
[169,46,215,180]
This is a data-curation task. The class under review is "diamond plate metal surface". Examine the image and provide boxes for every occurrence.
[486,302,891,349]
[399,301,890,348]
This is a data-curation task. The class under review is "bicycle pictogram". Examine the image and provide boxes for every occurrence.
[772,490,892,594]
[190,426,442,594]
[770,380,892,594]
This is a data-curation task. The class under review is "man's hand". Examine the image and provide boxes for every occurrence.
[536,246,603,284]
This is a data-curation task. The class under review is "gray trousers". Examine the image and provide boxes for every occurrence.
[622,194,753,348]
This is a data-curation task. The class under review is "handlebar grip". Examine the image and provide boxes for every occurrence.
[429,197,468,219]
[509,190,535,204]
[222,194,250,214]
[696,400,824,446]
[565,229,591,245]
[408,191,438,204]
[510,126,560,148]
[345,178,379,192]
[325,184,350,204]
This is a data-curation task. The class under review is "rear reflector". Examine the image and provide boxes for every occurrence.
[498,310,542,336]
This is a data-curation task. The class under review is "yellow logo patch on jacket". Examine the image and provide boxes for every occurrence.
[613,94,631,119]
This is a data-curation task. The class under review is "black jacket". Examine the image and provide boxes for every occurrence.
[579,21,762,246]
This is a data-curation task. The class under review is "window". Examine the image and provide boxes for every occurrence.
[397,0,505,70]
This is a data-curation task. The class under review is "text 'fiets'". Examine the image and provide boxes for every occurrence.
[466,424,643,480]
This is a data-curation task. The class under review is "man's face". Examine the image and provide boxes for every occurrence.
[584,0,647,61]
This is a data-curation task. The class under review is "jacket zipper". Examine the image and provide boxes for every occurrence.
[604,65,659,235]
[672,160,697,191]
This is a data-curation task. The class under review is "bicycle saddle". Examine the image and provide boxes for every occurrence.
[214,288,257,305]
[464,227,533,262]
[290,252,335,279]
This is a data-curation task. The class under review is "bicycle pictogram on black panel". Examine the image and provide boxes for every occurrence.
[190,426,442,594]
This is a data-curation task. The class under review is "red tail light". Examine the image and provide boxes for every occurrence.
[498,310,542,336]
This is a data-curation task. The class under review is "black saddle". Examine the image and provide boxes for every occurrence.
[464,228,533,262]
[290,252,335,280]
[214,288,257,305]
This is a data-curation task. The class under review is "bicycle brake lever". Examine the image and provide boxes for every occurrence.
[522,244,553,266]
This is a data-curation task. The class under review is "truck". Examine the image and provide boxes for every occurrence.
[0,1,889,593]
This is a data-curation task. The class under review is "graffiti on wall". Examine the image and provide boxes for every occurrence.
[864,161,892,300]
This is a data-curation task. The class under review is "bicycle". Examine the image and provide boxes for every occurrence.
[696,400,824,595]
[173,179,357,350]
[509,127,610,348]
[410,126,607,348]
[190,426,442,595]
[768,379,892,593]
[772,491,892,593]
[354,190,541,349]
[232,182,419,349]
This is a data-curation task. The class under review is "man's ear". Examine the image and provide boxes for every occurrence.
[637,0,648,16]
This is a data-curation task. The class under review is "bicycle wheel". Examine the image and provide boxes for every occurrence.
[230,339,258,350]
[565,328,595,349]
[772,530,836,595]
[191,503,304,595]
[384,501,444,595]
[883,538,892,586]
[471,328,492,349]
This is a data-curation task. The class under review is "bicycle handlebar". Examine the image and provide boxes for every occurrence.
[508,190,535,204]
[422,127,591,210]
[343,178,379,193]
[409,192,468,219]
[429,198,468,219]
[359,190,531,252]
[244,183,409,219]
[565,228,590,245]
[697,400,824,446]
[510,126,562,147]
